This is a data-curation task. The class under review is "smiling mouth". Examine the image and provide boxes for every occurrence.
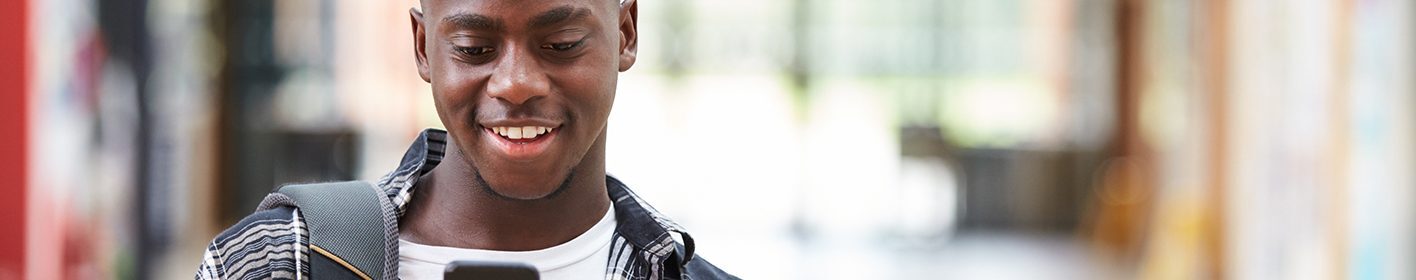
[482,124,561,159]
[489,126,555,142]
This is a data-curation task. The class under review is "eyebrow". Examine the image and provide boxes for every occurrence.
[442,13,502,31]
[441,6,592,32]
[528,6,592,29]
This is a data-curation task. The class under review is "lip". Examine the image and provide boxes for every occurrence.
[479,119,563,161]
[480,118,562,129]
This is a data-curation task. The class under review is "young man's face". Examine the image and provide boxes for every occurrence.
[411,0,636,199]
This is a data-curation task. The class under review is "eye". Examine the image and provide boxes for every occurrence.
[454,46,494,56]
[542,39,585,52]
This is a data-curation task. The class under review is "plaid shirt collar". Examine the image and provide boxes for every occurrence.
[376,128,698,278]
[198,128,707,280]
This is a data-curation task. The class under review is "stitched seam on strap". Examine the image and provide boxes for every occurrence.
[310,244,373,280]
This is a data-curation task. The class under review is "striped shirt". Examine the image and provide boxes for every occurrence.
[196,129,737,280]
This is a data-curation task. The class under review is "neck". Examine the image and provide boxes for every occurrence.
[400,136,611,251]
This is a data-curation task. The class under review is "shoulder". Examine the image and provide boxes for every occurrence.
[212,206,303,248]
[682,255,740,280]
[196,206,307,280]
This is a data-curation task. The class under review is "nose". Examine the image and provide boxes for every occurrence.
[485,45,550,105]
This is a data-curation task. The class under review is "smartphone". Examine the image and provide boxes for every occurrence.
[443,260,540,280]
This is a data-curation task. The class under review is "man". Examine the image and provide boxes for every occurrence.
[195,0,737,279]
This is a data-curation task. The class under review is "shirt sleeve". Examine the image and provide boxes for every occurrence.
[194,206,308,280]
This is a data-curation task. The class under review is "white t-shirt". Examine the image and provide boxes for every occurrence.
[398,207,616,280]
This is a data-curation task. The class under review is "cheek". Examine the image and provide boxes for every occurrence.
[557,64,617,123]
[431,64,484,126]
[575,49,621,111]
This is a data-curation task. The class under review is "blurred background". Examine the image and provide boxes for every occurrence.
[0,0,1412,279]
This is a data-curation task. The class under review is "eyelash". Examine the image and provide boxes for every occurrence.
[454,46,494,56]
[450,38,585,62]
[542,39,585,52]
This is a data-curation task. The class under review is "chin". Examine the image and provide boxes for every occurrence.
[476,170,573,200]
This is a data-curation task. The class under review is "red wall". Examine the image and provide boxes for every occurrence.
[0,0,28,277]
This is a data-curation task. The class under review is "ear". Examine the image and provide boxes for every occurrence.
[411,8,431,83]
[616,0,639,72]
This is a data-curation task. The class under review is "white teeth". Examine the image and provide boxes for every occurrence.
[492,126,554,140]
[506,127,523,139]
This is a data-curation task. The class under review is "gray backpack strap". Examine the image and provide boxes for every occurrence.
[275,181,397,280]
